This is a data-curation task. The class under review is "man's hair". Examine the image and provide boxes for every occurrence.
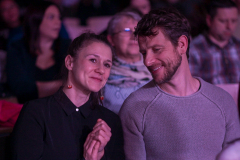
[206,0,237,19]
[107,10,142,35]
[134,7,191,59]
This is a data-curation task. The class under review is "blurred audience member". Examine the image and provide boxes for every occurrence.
[104,11,152,114]
[151,0,205,37]
[130,0,151,15]
[233,0,240,39]
[151,0,202,20]
[6,1,71,104]
[0,0,22,50]
[189,0,240,84]
[216,139,240,160]
[77,0,121,26]
[0,0,21,98]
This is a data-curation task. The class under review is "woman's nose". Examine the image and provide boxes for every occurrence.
[95,64,105,74]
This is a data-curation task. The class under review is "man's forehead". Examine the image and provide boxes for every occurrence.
[215,7,238,18]
[138,29,166,44]
[138,36,153,47]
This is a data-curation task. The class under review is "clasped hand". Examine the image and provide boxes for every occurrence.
[84,119,112,160]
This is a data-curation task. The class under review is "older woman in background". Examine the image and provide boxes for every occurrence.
[104,11,152,114]
[6,1,71,104]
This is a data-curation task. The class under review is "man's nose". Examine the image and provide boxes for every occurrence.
[144,52,155,67]
[226,21,235,31]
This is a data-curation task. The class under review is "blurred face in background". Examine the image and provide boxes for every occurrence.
[39,5,61,41]
[0,0,20,28]
[108,16,140,63]
[207,7,238,42]
[130,0,151,15]
[166,0,180,4]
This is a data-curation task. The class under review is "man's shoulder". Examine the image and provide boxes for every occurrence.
[199,78,236,106]
[189,34,210,54]
[119,80,160,113]
[190,34,206,46]
[126,80,158,100]
[231,36,240,44]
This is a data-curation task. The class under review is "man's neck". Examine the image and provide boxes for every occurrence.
[158,59,200,97]
[207,33,229,48]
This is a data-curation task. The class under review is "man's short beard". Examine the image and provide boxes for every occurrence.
[156,51,182,85]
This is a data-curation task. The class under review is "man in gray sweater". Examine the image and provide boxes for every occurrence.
[119,7,240,160]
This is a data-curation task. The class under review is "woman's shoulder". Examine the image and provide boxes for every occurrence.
[8,38,25,48]
[59,38,71,46]
[95,104,121,122]
[22,95,56,113]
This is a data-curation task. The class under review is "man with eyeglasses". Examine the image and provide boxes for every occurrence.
[102,10,152,114]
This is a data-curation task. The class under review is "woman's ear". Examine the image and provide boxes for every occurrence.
[65,55,74,70]
[177,35,188,56]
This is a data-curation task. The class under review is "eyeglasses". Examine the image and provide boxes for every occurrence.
[113,28,134,37]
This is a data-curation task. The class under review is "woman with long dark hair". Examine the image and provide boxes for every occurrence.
[6,1,71,104]
[11,32,125,160]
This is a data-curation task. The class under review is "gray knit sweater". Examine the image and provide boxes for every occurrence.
[119,78,240,160]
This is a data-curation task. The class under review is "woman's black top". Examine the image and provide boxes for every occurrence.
[11,89,125,160]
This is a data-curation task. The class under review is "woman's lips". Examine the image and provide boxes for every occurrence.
[91,77,102,82]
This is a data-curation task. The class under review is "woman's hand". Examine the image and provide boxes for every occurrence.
[83,119,112,160]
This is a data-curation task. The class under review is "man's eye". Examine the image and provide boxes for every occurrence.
[154,48,160,52]
[90,59,96,63]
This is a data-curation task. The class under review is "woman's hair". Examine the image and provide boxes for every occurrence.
[23,1,61,56]
[107,10,142,35]
[62,32,114,106]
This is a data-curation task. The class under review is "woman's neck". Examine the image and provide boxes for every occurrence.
[63,85,91,107]
[39,36,54,52]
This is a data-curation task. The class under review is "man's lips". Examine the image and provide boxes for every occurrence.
[149,66,163,74]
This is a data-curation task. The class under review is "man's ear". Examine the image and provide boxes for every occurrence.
[206,14,212,28]
[177,35,188,56]
[65,55,74,70]
[107,35,115,46]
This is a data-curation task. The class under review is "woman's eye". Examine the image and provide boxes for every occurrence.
[90,59,96,63]
[47,15,54,20]
[104,63,111,68]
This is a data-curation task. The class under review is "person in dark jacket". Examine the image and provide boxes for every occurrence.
[6,1,71,104]
[11,32,125,160]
